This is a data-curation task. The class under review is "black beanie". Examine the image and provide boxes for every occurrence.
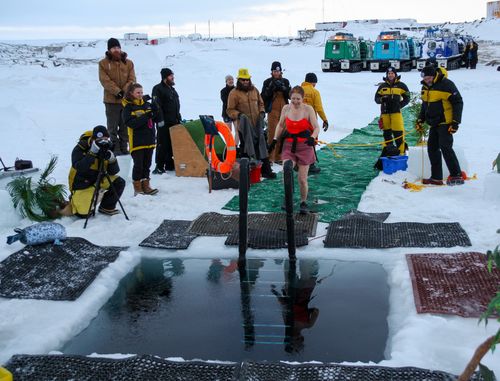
[421,65,437,77]
[305,72,318,83]
[92,125,110,139]
[386,66,398,76]
[161,68,174,79]
[107,38,121,51]
[271,61,282,72]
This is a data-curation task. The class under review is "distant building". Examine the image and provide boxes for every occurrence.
[314,19,418,32]
[123,33,148,45]
[487,1,500,18]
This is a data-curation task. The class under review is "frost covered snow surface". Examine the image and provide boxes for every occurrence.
[0,30,499,377]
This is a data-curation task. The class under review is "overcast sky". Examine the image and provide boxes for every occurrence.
[0,0,491,40]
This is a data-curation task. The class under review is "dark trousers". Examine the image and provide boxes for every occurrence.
[105,103,128,152]
[155,125,175,170]
[131,148,154,181]
[383,129,405,154]
[100,176,126,210]
[427,125,462,180]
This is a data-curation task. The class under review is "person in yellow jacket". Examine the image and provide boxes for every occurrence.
[374,67,410,155]
[98,38,136,155]
[68,126,126,217]
[301,73,329,174]
[122,83,163,196]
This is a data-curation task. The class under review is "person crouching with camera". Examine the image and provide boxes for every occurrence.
[122,83,163,196]
[68,125,126,217]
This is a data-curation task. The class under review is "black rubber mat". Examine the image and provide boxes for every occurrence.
[407,252,500,318]
[139,220,198,250]
[188,212,318,237]
[6,354,238,381]
[0,237,126,301]
[324,219,471,248]
[339,209,390,222]
[240,361,484,380]
[5,355,484,381]
[225,228,309,249]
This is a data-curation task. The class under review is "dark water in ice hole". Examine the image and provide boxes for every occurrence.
[62,257,389,363]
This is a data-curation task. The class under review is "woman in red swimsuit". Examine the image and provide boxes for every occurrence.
[270,86,320,213]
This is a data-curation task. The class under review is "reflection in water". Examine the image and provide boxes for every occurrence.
[207,259,239,283]
[238,259,265,349]
[108,259,184,323]
[64,257,388,363]
[271,259,332,353]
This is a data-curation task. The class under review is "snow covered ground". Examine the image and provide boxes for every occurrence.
[0,27,499,376]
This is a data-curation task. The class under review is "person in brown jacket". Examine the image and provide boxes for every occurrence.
[261,61,290,163]
[98,38,136,155]
[226,68,276,179]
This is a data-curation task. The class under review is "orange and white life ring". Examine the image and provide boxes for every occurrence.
[205,121,236,174]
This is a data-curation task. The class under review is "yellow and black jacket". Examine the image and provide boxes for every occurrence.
[301,82,328,123]
[419,70,463,127]
[122,98,161,153]
[68,132,120,192]
[375,77,410,115]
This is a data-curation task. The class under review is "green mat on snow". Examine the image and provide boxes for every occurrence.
[223,110,419,223]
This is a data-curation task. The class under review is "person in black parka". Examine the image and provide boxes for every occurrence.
[122,83,164,195]
[152,68,181,173]
[220,74,237,144]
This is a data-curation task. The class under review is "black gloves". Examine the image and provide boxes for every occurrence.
[103,150,116,162]
[306,136,316,147]
[322,121,329,132]
[268,139,277,153]
[115,91,124,99]
[448,123,459,134]
[274,79,286,92]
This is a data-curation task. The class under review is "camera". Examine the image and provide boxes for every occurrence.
[95,139,111,150]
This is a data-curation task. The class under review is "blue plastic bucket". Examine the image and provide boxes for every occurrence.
[381,155,408,174]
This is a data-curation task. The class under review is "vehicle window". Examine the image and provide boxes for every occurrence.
[382,43,390,50]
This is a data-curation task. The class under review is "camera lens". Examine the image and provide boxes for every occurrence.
[96,140,110,149]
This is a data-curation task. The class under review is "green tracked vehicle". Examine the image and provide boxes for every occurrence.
[321,32,374,73]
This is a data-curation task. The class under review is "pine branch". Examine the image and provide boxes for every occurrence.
[38,156,58,185]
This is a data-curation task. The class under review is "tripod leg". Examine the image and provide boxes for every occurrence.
[83,179,103,229]
[104,173,129,221]
[83,159,105,229]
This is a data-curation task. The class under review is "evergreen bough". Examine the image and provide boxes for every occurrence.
[7,156,67,221]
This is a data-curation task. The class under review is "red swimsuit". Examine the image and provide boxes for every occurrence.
[285,117,314,142]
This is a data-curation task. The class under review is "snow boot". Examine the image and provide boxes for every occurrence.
[308,163,321,175]
[142,178,159,195]
[152,166,165,175]
[98,206,119,216]
[299,201,309,214]
[422,178,444,186]
[446,176,465,186]
[261,158,277,179]
[133,180,145,196]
